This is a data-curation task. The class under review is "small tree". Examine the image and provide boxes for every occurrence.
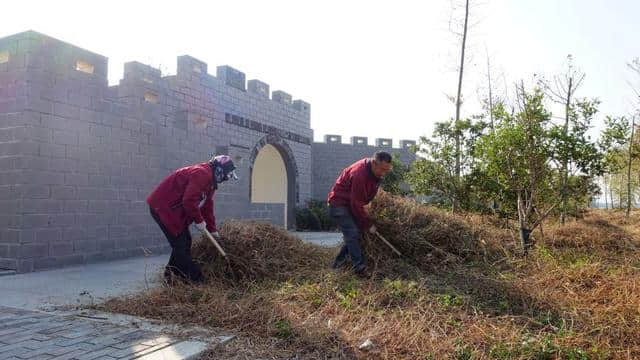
[380,153,412,196]
[407,117,488,211]
[539,55,586,224]
[547,97,604,218]
[600,116,634,210]
[475,85,559,253]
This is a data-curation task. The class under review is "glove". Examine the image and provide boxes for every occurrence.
[212,231,221,240]
[368,224,377,234]
[195,221,207,232]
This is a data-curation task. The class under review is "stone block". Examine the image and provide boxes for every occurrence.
[350,136,368,146]
[293,100,310,114]
[375,138,393,148]
[16,184,50,199]
[400,139,416,149]
[17,259,33,272]
[39,143,66,158]
[324,134,341,143]
[22,199,64,214]
[49,241,73,256]
[18,243,48,259]
[217,65,246,91]
[248,79,269,98]
[272,90,292,105]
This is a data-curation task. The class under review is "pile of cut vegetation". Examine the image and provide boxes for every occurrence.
[192,220,332,283]
[192,192,508,282]
[364,191,507,274]
[545,210,639,253]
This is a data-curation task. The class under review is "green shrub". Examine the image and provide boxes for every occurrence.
[274,319,293,339]
[295,200,337,231]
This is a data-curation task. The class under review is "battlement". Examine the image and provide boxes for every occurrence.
[248,79,270,98]
[375,138,392,148]
[123,61,162,84]
[272,90,292,105]
[0,31,107,79]
[217,65,246,91]
[324,134,342,143]
[316,135,415,150]
[0,31,310,114]
[177,54,208,78]
[399,140,417,150]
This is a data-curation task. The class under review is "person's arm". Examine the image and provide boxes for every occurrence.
[182,168,210,226]
[349,172,372,231]
[202,190,217,233]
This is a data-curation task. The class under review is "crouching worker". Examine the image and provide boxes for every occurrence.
[328,151,392,277]
[147,155,237,284]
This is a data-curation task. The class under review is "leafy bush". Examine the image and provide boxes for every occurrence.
[295,200,337,231]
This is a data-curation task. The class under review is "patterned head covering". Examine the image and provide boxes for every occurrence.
[211,155,238,183]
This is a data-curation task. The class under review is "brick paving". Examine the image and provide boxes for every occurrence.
[0,306,207,359]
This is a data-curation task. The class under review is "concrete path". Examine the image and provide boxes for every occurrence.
[0,306,210,360]
[292,231,342,247]
[0,255,169,311]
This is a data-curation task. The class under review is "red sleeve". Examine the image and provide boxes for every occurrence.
[349,172,372,230]
[182,168,210,225]
[202,189,217,232]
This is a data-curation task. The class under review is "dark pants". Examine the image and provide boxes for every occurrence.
[149,208,203,283]
[330,206,366,271]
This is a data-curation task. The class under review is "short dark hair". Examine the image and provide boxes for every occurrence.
[373,151,392,163]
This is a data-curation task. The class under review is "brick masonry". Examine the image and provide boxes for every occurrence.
[0,31,415,273]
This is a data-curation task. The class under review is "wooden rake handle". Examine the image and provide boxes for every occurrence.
[201,228,227,258]
[374,231,403,257]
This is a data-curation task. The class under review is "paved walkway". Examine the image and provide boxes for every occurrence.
[0,255,169,311]
[292,231,342,247]
[0,306,209,360]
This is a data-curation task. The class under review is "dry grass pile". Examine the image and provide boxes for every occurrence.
[545,212,638,253]
[99,194,640,359]
[192,220,332,283]
[364,191,509,274]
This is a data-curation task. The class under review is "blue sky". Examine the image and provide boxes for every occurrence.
[3,0,638,144]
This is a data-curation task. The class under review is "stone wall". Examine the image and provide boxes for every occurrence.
[0,31,311,272]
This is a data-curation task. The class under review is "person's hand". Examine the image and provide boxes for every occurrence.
[368,224,377,234]
[195,221,207,232]
[212,231,221,240]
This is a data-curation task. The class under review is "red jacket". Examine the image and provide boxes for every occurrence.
[328,158,381,230]
[147,162,217,237]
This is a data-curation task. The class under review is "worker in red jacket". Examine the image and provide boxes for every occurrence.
[147,155,237,284]
[327,151,392,277]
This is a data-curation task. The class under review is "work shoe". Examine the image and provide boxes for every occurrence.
[331,257,348,270]
[354,265,371,279]
[163,273,179,287]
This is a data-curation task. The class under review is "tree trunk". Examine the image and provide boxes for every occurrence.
[628,116,636,218]
[620,175,624,209]
[611,178,615,209]
[604,176,608,209]
[517,192,532,254]
[561,77,573,224]
[486,48,494,130]
[453,0,470,213]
